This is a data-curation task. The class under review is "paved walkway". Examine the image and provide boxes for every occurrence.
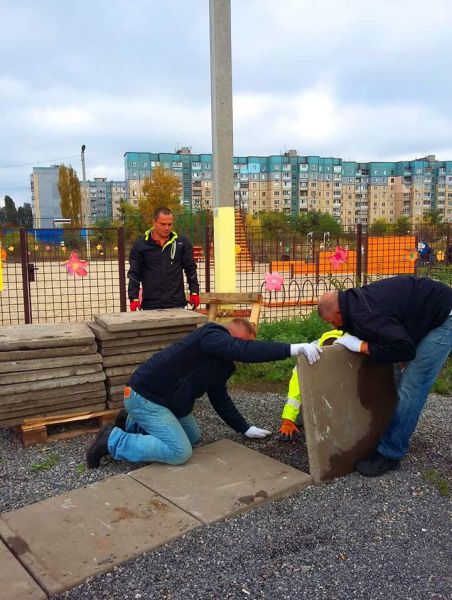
[0,439,311,599]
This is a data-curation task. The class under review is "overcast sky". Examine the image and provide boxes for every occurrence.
[1,0,452,206]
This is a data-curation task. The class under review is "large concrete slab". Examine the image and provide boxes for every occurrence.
[0,539,46,600]
[87,320,195,341]
[0,372,105,397]
[129,439,312,524]
[0,322,94,351]
[0,342,98,362]
[98,332,191,351]
[0,475,200,596]
[0,353,103,374]
[0,363,103,386]
[102,350,156,368]
[299,346,397,483]
[0,401,107,427]
[0,381,105,406]
[95,309,207,332]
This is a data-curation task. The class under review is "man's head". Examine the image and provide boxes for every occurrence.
[153,207,174,240]
[226,318,257,340]
[317,290,343,327]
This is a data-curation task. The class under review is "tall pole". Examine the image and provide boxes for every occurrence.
[209,0,236,292]
[81,144,91,258]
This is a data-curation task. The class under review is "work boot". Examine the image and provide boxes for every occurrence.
[114,408,128,430]
[86,424,113,469]
[355,451,400,477]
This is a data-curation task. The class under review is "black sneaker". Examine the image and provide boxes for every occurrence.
[355,451,400,477]
[86,424,113,469]
[114,408,128,430]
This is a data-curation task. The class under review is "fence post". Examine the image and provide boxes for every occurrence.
[19,228,32,324]
[117,227,127,312]
[204,225,211,293]
[356,223,362,287]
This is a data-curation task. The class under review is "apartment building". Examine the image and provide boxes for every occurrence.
[81,178,126,222]
[30,166,62,227]
[124,150,452,225]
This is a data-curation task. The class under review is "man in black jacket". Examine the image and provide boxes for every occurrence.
[87,318,322,468]
[128,207,200,311]
[318,275,452,477]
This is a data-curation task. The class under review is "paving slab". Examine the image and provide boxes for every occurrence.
[0,402,107,427]
[0,394,106,420]
[129,439,312,524]
[0,353,103,374]
[0,475,200,597]
[102,350,156,368]
[104,365,138,378]
[0,381,106,405]
[0,539,46,600]
[0,363,103,386]
[95,309,207,332]
[98,332,191,351]
[0,343,98,362]
[0,372,105,397]
[0,322,94,351]
[299,346,397,483]
[87,320,195,341]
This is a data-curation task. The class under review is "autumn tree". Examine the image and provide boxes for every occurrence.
[58,165,82,227]
[139,165,182,223]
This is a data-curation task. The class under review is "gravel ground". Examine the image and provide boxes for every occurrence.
[0,390,451,600]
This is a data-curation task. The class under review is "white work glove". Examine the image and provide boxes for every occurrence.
[290,342,322,365]
[333,334,363,353]
[244,426,272,439]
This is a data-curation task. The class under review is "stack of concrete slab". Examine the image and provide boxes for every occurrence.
[89,309,207,409]
[0,322,106,427]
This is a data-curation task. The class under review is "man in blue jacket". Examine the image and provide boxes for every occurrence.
[318,275,452,477]
[87,318,321,468]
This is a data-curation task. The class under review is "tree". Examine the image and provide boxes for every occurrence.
[58,165,82,227]
[423,208,444,226]
[394,216,411,235]
[369,218,389,235]
[118,199,145,244]
[17,203,33,228]
[139,166,182,223]
[3,195,18,226]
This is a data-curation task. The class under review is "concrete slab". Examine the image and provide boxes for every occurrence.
[95,309,206,332]
[0,322,94,352]
[0,381,106,405]
[0,353,103,374]
[0,363,103,386]
[99,332,191,352]
[104,365,137,378]
[0,402,107,427]
[0,343,98,362]
[0,393,106,418]
[129,439,312,524]
[0,475,200,596]
[299,346,397,483]
[0,372,105,397]
[87,320,195,341]
[0,539,46,600]
[102,351,155,369]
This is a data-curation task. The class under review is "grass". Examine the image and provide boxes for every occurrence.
[76,463,86,475]
[432,357,452,395]
[30,452,60,472]
[422,468,450,497]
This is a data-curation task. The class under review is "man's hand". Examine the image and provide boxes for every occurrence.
[130,300,141,311]
[189,293,200,309]
[276,419,301,441]
[244,426,271,439]
[290,342,322,365]
[333,334,363,353]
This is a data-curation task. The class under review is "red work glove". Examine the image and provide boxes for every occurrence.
[276,419,301,442]
[189,293,200,309]
[129,300,141,311]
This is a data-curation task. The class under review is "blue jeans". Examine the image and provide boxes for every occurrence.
[378,315,452,459]
[107,389,201,465]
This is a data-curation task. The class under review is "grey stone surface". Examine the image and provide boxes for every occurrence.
[104,365,137,378]
[0,381,106,405]
[0,539,46,600]
[0,372,105,396]
[87,320,195,341]
[95,309,206,332]
[0,363,103,386]
[0,322,94,351]
[0,343,98,362]
[0,475,200,596]
[102,351,155,369]
[0,393,106,418]
[299,346,397,483]
[0,353,103,374]
[100,339,181,356]
[129,439,312,524]
[98,332,190,352]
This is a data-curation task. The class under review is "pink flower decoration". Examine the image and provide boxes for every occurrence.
[328,246,348,269]
[264,271,284,292]
[63,250,89,277]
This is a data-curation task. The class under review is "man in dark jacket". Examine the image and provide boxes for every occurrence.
[318,275,452,477]
[128,207,200,311]
[87,318,322,468]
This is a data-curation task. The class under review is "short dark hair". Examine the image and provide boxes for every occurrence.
[229,317,257,338]
[153,207,173,220]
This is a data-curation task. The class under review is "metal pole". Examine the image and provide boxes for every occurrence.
[81,144,91,259]
[19,228,32,323]
[117,227,127,312]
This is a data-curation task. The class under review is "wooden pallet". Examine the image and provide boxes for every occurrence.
[16,409,119,447]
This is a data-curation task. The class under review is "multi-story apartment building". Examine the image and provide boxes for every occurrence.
[124,150,452,225]
[81,178,126,222]
[30,166,62,227]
